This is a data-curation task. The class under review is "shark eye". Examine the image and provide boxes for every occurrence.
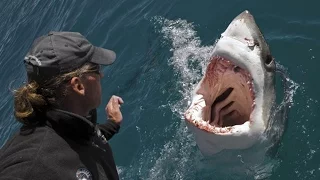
[265,54,273,65]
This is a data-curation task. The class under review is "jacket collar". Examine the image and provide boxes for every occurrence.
[46,109,98,140]
[20,108,98,141]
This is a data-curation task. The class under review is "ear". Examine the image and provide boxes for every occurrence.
[70,77,85,96]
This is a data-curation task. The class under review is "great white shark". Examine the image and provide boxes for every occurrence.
[184,10,276,155]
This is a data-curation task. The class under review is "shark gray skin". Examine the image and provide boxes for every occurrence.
[184,10,276,155]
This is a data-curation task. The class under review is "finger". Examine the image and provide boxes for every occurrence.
[112,97,119,106]
[112,95,124,104]
[117,97,124,104]
[110,100,121,110]
[108,96,115,104]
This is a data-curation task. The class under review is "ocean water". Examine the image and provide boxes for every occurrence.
[0,0,319,179]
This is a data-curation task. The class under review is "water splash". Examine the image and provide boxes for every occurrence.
[265,62,300,144]
[119,17,214,180]
[153,16,214,118]
[278,70,320,179]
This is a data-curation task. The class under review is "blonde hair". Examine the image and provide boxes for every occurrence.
[14,63,99,124]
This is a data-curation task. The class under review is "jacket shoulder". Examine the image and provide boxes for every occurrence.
[0,126,80,180]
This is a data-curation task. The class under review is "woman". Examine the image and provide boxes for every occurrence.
[0,31,123,180]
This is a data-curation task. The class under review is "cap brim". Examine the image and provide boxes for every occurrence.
[91,46,116,65]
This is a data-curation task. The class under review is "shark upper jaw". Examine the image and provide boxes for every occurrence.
[184,10,275,154]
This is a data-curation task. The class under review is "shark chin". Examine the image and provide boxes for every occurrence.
[184,10,276,156]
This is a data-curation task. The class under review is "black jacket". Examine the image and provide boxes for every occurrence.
[0,109,120,180]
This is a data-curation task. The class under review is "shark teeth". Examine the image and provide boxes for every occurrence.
[184,56,256,134]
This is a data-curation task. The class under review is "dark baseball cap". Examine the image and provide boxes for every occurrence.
[24,31,116,83]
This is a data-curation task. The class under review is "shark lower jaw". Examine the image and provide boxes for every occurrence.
[185,55,256,135]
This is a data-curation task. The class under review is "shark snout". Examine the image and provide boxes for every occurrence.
[222,10,267,49]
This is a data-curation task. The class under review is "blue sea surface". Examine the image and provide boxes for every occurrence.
[0,0,319,179]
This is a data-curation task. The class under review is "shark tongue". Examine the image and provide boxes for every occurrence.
[202,56,254,127]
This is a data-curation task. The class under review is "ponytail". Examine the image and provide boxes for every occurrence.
[14,82,47,123]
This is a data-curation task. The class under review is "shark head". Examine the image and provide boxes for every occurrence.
[184,10,276,155]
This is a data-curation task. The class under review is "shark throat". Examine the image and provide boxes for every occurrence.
[198,56,255,128]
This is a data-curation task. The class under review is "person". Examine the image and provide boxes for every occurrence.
[0,31,124,180]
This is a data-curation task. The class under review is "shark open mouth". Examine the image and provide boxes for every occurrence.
[185,56,255,133]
